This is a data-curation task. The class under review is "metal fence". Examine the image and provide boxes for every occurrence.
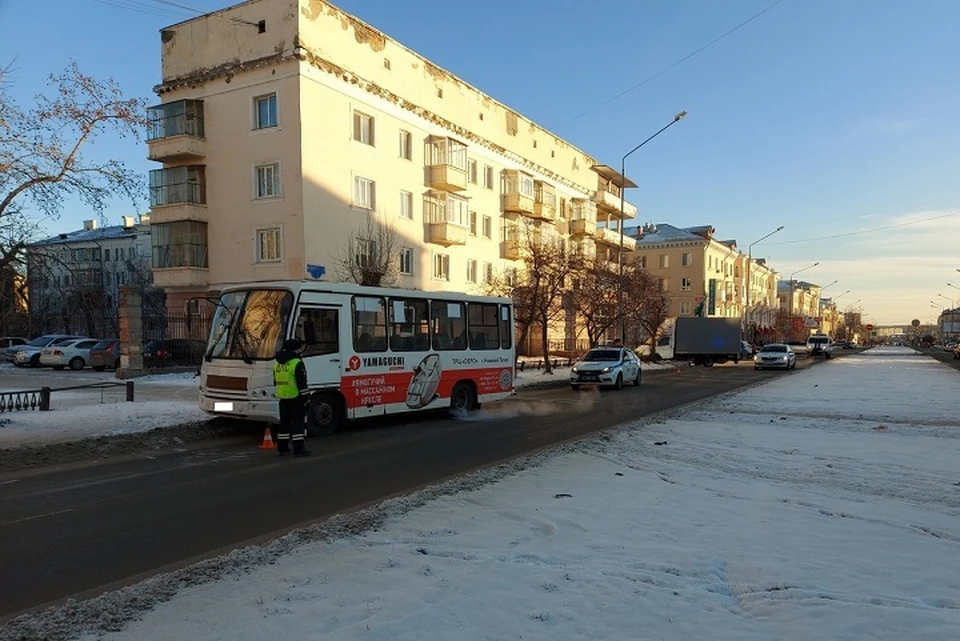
[0,381,134,413]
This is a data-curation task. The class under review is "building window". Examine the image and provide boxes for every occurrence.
[658,278,668,291]
[423,191,469,227]
[254,93,277,129]
[400,190,413,219]
[103,249,110,261]
[432,252,450,281]
[680,300,692,315]
[681,252,692,267]
[482,215,492,240]
[468,159,478,184]
[355,238,376,270]
[147,99,205,140]
[353,111,375,146]
[353,176,376,210]
[680,277,692,291]
[399,130,412,160]
[255,163,281,198]
[469,211,477,235]
[466,259,478,283]
[152,221,208,268]
[256,227,282,262]
[399,247,414,275]
[502,170,535,198]
[483,165,493,189]
[428,137,468,171]
[638,255,647,269]
[659,254,669,268]
[483,262,493,284]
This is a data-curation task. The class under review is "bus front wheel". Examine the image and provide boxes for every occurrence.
[306,393,343,437]
[449,381,477,414]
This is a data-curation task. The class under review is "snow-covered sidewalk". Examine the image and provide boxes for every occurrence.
[6,346,959,641]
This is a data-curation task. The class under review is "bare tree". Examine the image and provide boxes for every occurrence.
[568,258,620,347]
[486,221,578,372]
[1,61,146,333]
[335,213,400,287]
[622,263,671,352]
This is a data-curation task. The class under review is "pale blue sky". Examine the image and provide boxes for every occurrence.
[2,0,958,324]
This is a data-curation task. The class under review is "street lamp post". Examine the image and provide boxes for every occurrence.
[744,225,784,340]
[937,293,956,309]
[617,110,688,342]
[787,262,819,337]
[947,282,960,294]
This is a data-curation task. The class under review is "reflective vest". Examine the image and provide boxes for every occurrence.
[273,358,302,399]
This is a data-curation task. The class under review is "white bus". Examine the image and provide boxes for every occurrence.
[198,281,515,435]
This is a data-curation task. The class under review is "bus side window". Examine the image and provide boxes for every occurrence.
[353,295,387,352]
[467,303,499,350]
[499,305,512,349]
[296,308,339,357]
[431,300,466,351]
[388,297,429,352]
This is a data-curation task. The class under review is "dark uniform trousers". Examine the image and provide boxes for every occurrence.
[277,397,306,455]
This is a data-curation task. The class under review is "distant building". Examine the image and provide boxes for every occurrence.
[26,216,154,337]
[629,222,780,340]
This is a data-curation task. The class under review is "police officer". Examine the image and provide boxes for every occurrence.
[272,338,310,457]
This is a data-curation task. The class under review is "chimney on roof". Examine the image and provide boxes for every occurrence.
[122,215,135,229]
[138,213,151,225]
[83,219,97,231]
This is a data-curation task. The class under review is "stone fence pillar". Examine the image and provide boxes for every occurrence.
[118,286,143,377]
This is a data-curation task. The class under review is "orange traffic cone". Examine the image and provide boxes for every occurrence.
[259,427,275,450]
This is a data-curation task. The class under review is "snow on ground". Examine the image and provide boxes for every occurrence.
[6,346,959,641]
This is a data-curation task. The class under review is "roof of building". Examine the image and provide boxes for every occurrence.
[628,223,717,246]
[30,222,147,246]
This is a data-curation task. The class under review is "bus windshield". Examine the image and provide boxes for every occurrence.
[206,289,293,360]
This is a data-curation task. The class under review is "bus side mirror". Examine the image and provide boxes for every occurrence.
[303,319,317,345]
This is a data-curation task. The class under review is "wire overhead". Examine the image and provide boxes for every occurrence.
[555,0,788,128]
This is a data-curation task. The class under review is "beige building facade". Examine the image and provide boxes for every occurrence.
[146,0,636,314]
[629,223,780,338]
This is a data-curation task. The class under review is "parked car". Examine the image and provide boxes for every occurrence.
[570,346,642,390]
[753,343,797,370]
[90,339,122,371]
[143,339,207,367]
[9,334,87,367]
[39,338,101,370]
[954,343,960,360]
[0,336,27,361]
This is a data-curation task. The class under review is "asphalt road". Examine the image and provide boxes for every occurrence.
[0,358,823,620]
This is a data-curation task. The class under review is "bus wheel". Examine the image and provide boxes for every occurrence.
[702,357,714,367]
[449,381,476,414]
[306,393,342,437]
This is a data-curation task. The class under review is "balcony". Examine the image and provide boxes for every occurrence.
[501,238,521,260]
[569,218,597,237]
[427,136,468,191]
[502,169,535,216]
[532,181,557,222]
[149,166,207,223]
[593,186,638,219]
[594,226,636,251]
[556,218,569,235]
[424,191,469,246]
[147,99,205,162]
[151,266,210,289]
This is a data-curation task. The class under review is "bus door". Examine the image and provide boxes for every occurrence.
[293,305,343,389]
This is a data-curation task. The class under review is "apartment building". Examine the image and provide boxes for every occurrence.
[146,0,637,315]
[777,280,824,340]
[26,216,153,336]
[628,223,779,330]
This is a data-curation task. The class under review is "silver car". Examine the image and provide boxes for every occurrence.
[570,347,642,390]
[753,343,797,370]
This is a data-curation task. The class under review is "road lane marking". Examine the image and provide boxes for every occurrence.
[0,507,75,527]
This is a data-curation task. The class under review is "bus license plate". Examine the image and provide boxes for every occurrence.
[214,402,234,412]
